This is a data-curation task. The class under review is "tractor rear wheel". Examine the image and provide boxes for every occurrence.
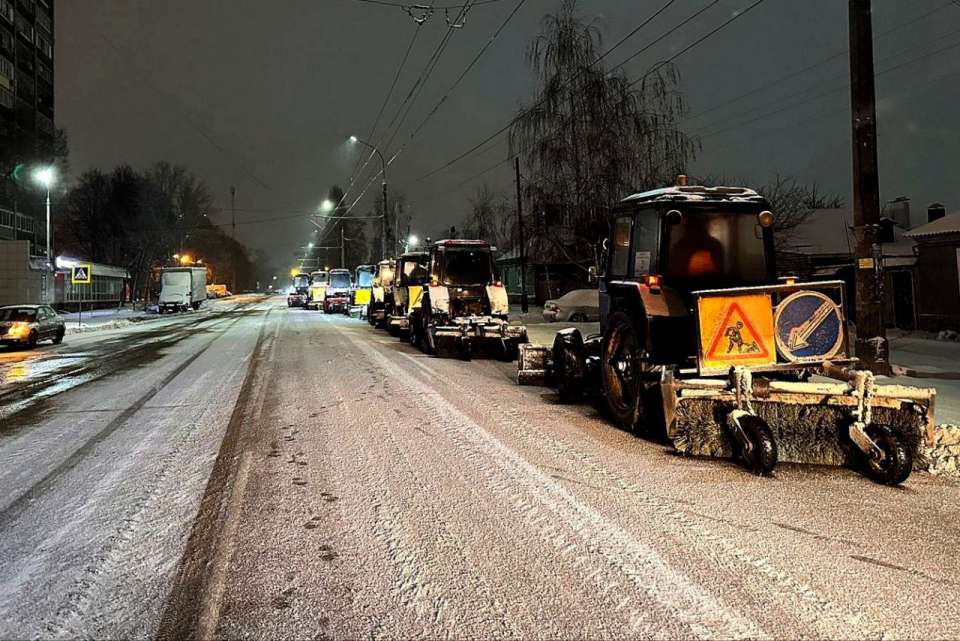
[601,312,644,431]
[737,415,778,476]
[553,331,585,403]
[859,424,912,485]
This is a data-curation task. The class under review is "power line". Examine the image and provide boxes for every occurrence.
[626,0,769,89]
[682,0,959,124]
[414,0,752,182]
[347,0,501,9]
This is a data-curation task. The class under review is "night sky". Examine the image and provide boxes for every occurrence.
[56,0,960,266]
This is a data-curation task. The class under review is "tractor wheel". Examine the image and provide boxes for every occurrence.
[858,424,912,485]
[737,415,778,476]
[601,312,645,431]
[26,330,39,349]
[553,331,585,403]
[53,328,65,344]
[409,312,422,348]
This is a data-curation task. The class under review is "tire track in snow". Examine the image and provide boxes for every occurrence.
[340,326,765,640]
[401,354,887,639]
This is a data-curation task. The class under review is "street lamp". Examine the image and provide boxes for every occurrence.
[307,242,314,249]
[32,166,56,265]
[407,234,418,250]
[347,135,388,260]
[320,199,335,213]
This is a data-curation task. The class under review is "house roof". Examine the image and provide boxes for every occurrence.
[904,212,960,238]
[782,208,915,258]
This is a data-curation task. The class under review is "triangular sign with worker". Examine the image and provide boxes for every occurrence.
[698,294,776,371]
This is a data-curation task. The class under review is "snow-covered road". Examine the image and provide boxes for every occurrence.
[1,296,958,639]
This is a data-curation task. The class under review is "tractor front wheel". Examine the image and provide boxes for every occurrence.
[737,414,778,476]
[601,312,644,432]
[859,424,912,485]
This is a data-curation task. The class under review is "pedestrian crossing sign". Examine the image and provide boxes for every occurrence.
[697,293,776,373]
[71,264,92,285]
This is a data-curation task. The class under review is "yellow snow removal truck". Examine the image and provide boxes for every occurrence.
[517,180,935,484]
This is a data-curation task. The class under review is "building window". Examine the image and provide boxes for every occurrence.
[0,85,12,109]
[36,60,50,83]
[15,13,32,43]
[35,7,50,34]
[0,0,12,24]
[0,54,12,85]
[36,33,50,58]
[0,28,12,56]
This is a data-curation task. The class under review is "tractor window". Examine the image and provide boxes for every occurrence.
[632,211,658,276]
[401,258,428,285]
[441,249,495,286]
[329,272,351,288]
[608,216,631,277]
[663,212,767,285]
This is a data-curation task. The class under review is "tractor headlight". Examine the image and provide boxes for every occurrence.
[8,322,29,338]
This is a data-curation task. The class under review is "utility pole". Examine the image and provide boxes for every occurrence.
[230,185,237,293]
[515,157,528,313]
[340,222,346,269]
[849,0,889,374]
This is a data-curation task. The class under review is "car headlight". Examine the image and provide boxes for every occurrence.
[8,322,30,338]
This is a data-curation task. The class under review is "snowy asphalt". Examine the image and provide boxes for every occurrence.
[0,295,958,640]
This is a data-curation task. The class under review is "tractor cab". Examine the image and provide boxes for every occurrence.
[307,270,329,310]
[323,268,353,313]
[369,259,396,327]
[351,264,376,317]
[387,251,429,335]
[601,183,781,368]
[426,240,501,318]
[288,272,311,307]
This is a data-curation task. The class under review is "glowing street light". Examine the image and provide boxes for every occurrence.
[347,134,388,260]
[320,199,335,213]
[32,166,56,266]
[307,242,314,249]
[407,234,419,249]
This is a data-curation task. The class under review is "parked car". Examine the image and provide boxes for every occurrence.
[542,289,599,322]
[0,305,66,348]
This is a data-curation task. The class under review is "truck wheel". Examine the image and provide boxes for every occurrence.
[859,424,912,485]
[601,312,644,431]
[553,331,585,403]
[737,415,778,476]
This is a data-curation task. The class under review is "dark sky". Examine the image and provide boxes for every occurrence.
[56,0,960,267]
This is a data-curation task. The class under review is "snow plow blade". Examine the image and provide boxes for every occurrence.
[430,317,528,359]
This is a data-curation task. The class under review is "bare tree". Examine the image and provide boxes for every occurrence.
[510,0,697,270]
[758,175,844,249]
[462,183,513,250]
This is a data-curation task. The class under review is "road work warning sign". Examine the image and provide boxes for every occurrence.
[698,293,776,372]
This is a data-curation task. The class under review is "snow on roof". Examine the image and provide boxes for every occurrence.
[904,211,960,238]
[781,208,915,258]
[620,185,764,204]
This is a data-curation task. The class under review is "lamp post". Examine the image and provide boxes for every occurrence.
[348,135,388,260]
[32,166,56,266]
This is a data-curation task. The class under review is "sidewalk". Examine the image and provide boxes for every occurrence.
[61,306,154,334]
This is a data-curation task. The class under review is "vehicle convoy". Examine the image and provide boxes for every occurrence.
[387,251,429,335]
[0,305,65,348]
[517,179,936,484]
[306,270,329,310]
[349,264,376,317]
[287,272,311,308]
[368,258,396,327]
[159,266,208,313]
[323,269,353,313]
[409,239,527,360]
